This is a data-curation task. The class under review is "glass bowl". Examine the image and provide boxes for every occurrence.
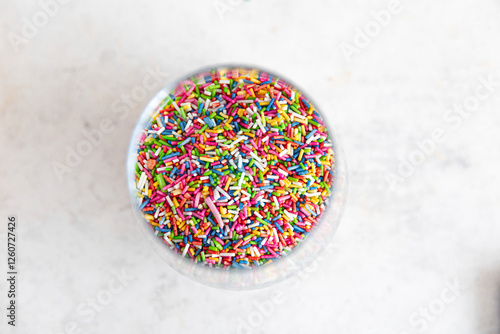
[126,65,348,290]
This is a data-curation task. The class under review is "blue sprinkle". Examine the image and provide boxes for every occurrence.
[305,129,317,140]
[293,225,305,233]
[169,167,177,178]
[139,198,150,210]
[266,99,275,111]
[275,223,284,233]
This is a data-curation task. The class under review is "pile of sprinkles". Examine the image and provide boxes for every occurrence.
[134,67,335,269]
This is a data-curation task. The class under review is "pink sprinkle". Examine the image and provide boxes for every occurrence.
[205,196,223,228]
[194,192,201,207]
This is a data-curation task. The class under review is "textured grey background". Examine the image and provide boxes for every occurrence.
[1,0,500,333]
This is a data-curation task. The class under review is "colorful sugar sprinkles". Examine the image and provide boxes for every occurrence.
[134,67,335,269]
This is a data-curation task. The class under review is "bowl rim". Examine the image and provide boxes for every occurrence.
[126,63,349,290]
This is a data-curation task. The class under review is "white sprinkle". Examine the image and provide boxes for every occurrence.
[216,186,231,200]
[277,168,289,176]
[172,101,181,112]
[166,196,174,207]
[284,209,296,220]
[220,253,235,257]
[154,146,162,156]
[182,244,190,257]
[163,234,173,247]
[137,172,147,190]
[255,119,266,133]
[253,247,261,257]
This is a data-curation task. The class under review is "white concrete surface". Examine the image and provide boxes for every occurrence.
[1,0,500,333]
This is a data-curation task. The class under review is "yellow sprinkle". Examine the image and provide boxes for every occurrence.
[225,177,232,191]
[281,111,290,123]
[295,117,307,125]
[242,132,255,138]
